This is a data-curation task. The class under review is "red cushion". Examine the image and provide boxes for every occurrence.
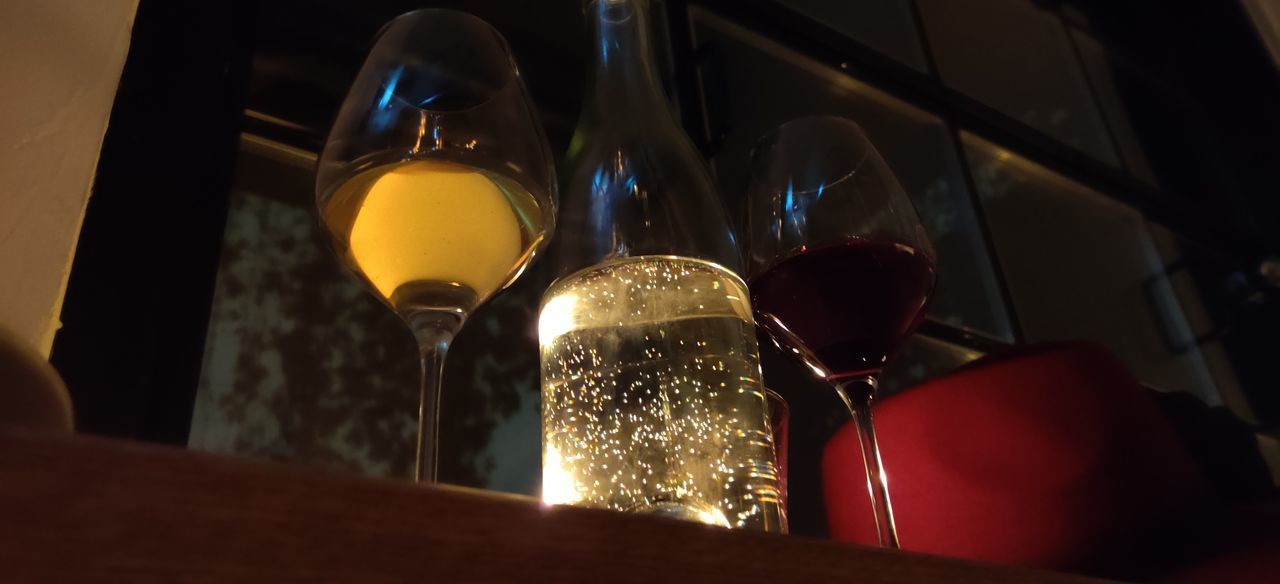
[823,342,1214,575]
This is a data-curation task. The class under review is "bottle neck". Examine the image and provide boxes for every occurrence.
[585,0,667,116]
[553,0,744,279]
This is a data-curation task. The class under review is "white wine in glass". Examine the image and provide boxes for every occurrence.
[316,10,556,483]
[321,159,546,317]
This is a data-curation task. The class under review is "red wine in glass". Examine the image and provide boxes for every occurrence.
[749,237,936,387]
[745,116,936,548]
[750,237,935,547]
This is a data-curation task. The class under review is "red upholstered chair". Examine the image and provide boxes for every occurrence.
[823,342,1219,579]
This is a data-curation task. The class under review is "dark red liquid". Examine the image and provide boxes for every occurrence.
[749,238,936,381]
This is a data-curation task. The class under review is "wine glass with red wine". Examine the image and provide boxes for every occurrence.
[745,116,936,548]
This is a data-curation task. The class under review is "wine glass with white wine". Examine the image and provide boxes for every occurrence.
[316,10,556,483]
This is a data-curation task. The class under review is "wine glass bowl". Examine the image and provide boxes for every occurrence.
[746,116,933,277]
[745,116,935,547]
[315,10,556,483]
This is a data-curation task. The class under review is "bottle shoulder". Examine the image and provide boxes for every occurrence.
[555,127,741,274]
[540,255,753,332]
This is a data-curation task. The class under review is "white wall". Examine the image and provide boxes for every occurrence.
[0,0,138,356]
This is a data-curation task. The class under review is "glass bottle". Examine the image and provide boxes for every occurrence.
[538,0,785,533]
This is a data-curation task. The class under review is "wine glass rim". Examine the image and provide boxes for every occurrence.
[373,8,520,115]
[381,7,505,36]
[776,114,866,133]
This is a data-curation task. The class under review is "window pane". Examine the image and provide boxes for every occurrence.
[1067,28,1158,184]
[963,132,1221,404]
[776,0,929,71]
[879,335,986,397]
[188,136,542,495]
[916,0,1119,166]
[1147,223,1256,422]
[1069,26,1242,217]
[692,9,1015,342]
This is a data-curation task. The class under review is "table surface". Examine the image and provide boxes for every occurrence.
[0,430,1119,583]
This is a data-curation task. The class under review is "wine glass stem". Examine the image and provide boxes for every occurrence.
[411,314,460,484]
[835,376,900,549]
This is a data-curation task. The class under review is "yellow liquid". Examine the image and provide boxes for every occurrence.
[539,256,786,533]
[320,159,546,314]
